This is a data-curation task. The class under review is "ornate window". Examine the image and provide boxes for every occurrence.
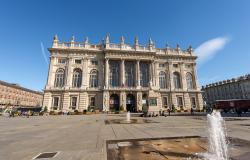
[109,61,120,87]
[125,62,135,87]
[186,72,194,89]
[177,96,183,109]
[70,97,77,109]
[159,71,167,89]
[90,70,98,88]
[140,63,149,87]
[52,97,59,110]
[163,97,168,108]
[58,58,66,64]
[173,72,181,89]
[72,68,82,88]
[190,97,196,108]
[89,97,95,106]
[54,68,65,88]
[75,59,82,64]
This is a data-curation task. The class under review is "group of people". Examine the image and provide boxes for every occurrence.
[6,110,30,118]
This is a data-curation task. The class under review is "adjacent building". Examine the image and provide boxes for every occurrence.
[0,80,43,110]
[43,35,203,112]
[202,74,250,107]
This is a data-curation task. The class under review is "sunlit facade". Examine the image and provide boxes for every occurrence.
[43,35,203,112]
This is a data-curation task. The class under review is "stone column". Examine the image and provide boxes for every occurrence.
[168,62,174,90]
[136,60,140,88]
[168,62,174,109]
[82,58,88,89]
[180,62,186,90]
[154,61,159,88]
[66,57,73,89]
[149,61,153,88]
[105,59,109,88]
[120,59,125,87]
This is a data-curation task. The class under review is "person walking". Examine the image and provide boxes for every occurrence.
[191,108,194,115]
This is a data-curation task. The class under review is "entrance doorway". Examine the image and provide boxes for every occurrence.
[110,94,120,111]
[126,94,136,112]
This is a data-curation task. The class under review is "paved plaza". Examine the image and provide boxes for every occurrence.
[0,114,250,160]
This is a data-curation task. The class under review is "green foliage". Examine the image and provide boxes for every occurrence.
[119,105,124,111]
[171,105,176,112]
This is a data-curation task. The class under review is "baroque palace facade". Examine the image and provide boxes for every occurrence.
[43,35,203,112]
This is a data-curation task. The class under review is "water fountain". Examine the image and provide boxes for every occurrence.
[106,110,250,160]
[126,111,131,122]
[203,110,228,160]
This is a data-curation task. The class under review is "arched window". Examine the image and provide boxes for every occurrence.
[90,70,98,88]
[72,68,82,88]
[125,62,135,87]
[54,68,65,87]
[186,72,194,89]
[140,62,149,87]
[173,72,181,89]
[159,71,167,89]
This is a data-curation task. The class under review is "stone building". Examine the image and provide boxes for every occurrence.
[43,35,203,112]
[0,80,43,110]
[202,74,250,107]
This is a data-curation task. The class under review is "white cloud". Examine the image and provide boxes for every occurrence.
[195,36,230,66]
[40,42,48,65]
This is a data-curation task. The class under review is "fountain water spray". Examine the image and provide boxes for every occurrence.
[126,111,131,122]
[205,110,228,160]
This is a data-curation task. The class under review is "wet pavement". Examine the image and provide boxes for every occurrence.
[107,136,250,160]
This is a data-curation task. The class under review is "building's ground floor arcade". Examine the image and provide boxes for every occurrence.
[43,90,204,112]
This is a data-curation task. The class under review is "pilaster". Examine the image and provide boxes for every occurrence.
[192,63,200,90]
[184,93,191,110]
[79,92,88,111]
[66,57,73,89]
[62,92,70,111]
[154,61,159,89]
[82,57,89,89]
[105,59,109,89]
[46,56,55,88]
[197,93,204,111]
[103,91,110,111]
[180,62,186,90]
[136,92,142,111]
[120,92,126,111]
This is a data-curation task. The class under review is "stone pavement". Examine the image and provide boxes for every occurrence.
[0,114,249,160]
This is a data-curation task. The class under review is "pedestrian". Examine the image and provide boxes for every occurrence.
[9,110,11,118]
[168,108,171,116]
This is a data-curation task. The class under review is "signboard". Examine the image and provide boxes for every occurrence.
[230,102,234,107]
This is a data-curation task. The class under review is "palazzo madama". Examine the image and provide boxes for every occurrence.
[43,35,203,112]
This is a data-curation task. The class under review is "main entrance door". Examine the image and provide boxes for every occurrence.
[110,94,120,111]
[126,94,136,112]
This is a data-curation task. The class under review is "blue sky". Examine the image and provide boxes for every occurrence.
[0,0,250,91]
